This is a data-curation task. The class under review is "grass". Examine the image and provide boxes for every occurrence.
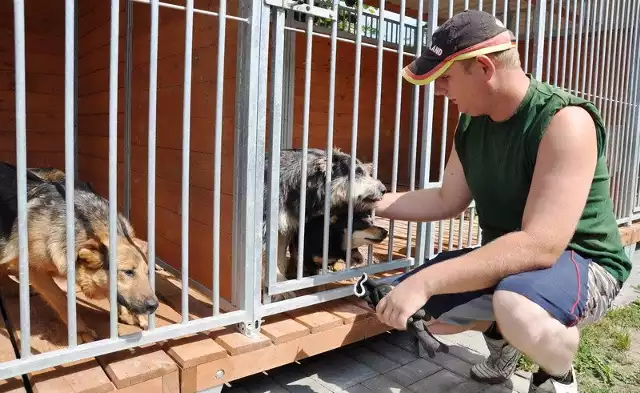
[517,299,640,393]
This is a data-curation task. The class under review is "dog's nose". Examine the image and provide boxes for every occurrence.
[378,182,387,195]
[145,297,159,313]
[380,228,389,238]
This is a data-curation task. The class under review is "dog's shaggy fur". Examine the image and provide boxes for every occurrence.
[287,210,389,278]
[0,163,157,343]
[261,148,387,300]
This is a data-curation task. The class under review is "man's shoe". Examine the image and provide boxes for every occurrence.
[528,366,578,393]
[469,331,522,384]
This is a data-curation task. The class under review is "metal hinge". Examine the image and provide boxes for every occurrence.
[264,0,337,20]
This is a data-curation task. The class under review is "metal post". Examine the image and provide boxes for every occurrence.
[233,0,270,335]
[124,0,133,220]
[532,0,547,81]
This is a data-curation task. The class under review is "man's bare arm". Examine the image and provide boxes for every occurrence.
[410,105,598,296]
[374,148,473,222]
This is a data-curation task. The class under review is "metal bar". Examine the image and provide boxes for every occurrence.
[437,0,454,257]
[601,0,615,164]
[589,0,601,103]
[563,0,573,89]
[265,6,284,302]
[617,0,633,220]
[212,0,227,315]
[233,0,269,326]
[573,0,584,96]
[612,0,628,217]
[74,0,79,180]
[492,0,497,16]
[532,0,547,81]
[124,0,133,219]
[345,0,365,270]
[282,25,417,56]
[387,0,407,262]
[321,0,339,272]
[129,0,248,22]
[107,0,120,339]
[261,272,404,317]
[622,1,640,222]
[13,0,30,358]
[181,0,195,323]
[545,0,554,83]
[514,0,521,48]
[415,0,438,266]
[553,0,561,86]
[406,0,426,261]
[147,0,160,330]
[268,258,413,296]
[524,0,531,72]
[366,0,386,267]
[296,0,315,279]
[65,0,77,348]
[0,309,249,380]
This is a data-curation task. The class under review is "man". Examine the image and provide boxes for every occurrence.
[373,9,631,393]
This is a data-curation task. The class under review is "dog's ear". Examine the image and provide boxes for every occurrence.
[132,238,148,255]
[77,238,103,269]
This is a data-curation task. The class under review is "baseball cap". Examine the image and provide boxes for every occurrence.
[402,9,517,86]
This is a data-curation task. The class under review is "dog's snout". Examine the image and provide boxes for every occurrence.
[145,297,159,313]
[380,227,388,238]
[378,182,387,195]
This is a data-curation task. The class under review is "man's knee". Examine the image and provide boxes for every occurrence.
[493,289,580,349]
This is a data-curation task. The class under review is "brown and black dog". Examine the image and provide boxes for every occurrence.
[0,163,157,343]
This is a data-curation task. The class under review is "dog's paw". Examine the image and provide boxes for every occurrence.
[118,305,149,330]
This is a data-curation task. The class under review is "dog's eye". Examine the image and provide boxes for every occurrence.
[122,269,135,277]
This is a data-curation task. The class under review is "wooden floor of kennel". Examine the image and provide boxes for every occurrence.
[1,218,639,393]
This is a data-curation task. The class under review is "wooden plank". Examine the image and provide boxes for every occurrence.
[619,222,640,246]
[260,315,310,345]
[212,327,272,356]
[97,345,178,390]
[190,315,392,393]
[285,306,344,334]
[163,333,228,369]
[0,276,115,393]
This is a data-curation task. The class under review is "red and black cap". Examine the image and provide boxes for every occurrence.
[402,9,517,85]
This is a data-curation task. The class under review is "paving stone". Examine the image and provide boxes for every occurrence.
[364,337,418,365]
[407,368,468,392]
[480,385,515,393]
[361,374,413,393]
[445,344,488,365]
[448,379,486,393]
[344,344,401,374]
[384,331,419,353]
[427,351,474,378]
[334,384,375,393]
[269,365,334,393]
[301,353,379,392]
[241,375,291,393]
[504,373,532,393]
[384,358,442,386]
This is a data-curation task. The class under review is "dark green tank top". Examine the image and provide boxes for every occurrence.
[454,74,631,285]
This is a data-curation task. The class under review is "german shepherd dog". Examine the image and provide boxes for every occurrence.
[0,163,158,343]
[287,210,389,278]
[262,148,387,301]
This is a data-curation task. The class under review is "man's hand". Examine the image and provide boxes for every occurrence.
[375,273,431,330]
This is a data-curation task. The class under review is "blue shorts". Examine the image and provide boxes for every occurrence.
[392,247,621,328]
